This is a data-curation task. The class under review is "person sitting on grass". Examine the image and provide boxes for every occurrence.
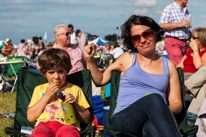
[27,48,91,137]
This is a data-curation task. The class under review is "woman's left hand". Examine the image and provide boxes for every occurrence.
[64,93,76,104]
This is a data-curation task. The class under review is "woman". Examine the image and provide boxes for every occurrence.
[85,15,182,136]
[17,39,26,56]
[177,27,206,80]
[104,43,111,54]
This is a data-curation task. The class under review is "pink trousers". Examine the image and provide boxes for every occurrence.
[30,121,80,137]
[164,37,187,66]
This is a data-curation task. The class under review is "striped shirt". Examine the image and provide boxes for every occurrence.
[159,2,191,40]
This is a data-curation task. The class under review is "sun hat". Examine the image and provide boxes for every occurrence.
[5,38,11,43]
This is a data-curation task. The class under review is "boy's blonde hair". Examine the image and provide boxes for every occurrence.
[38,48,72,75]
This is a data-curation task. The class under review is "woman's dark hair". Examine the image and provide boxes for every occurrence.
[121,15,164,52]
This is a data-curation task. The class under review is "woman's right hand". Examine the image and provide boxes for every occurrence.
[189,38,198,50]
[84,43,96,61]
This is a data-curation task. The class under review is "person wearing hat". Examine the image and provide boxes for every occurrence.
[2,38,12,56]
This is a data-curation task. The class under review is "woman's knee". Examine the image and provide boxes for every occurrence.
[146,94,166,108]
[143,120,160,137]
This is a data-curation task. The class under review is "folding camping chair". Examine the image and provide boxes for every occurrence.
[0,56,26,92]
[107,68,198,137]
[5,67,96,137]
[98,54,114,69]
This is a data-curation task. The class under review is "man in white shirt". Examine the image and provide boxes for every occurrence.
[68,24,78,45]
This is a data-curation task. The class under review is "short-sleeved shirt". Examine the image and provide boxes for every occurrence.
[78,33,88,52]
[53,44,86,74]
[28,83,90,131]
[3,43,11,55]
[159,2,191,40]
[183,48,206,73]
[70,32,78,45]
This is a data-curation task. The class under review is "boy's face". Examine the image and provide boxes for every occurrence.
[45,66,68,88]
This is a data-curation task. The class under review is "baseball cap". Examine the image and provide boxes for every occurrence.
[5,38,11,43]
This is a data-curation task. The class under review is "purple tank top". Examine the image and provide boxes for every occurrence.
[113,53,169,114]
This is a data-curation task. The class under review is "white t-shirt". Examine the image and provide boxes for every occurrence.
[70,32,78,45]
[110,47,124,59]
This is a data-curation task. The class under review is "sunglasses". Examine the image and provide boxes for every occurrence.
[132,29,153,44]
[192,35,199,39]
[60,32,71,37]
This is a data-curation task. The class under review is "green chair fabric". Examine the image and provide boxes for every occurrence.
[4,56,25,76]
[107,68,198,137]
[175,68,198,136]
[5,67,95,137]
[98,54,114,69]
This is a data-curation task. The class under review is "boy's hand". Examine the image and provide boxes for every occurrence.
[45,82,60,98]
[65,93,76,104]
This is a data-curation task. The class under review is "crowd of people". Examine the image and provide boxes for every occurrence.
[1,0,206,136]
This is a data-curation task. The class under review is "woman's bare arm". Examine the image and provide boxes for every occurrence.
[167,60,182,115]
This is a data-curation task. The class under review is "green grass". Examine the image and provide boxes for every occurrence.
[0,92,16,137]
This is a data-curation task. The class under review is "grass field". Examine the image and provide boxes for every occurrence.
[0,92,16,137]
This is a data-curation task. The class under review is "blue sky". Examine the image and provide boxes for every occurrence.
[0,0,206,44]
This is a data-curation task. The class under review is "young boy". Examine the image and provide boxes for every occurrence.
[27,48,91,137]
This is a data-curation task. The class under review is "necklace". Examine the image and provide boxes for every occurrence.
[139,55,152,68]
[142,61,151,67]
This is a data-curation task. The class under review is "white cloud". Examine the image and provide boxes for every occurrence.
[134,0,157,7]
[133,9,148,15]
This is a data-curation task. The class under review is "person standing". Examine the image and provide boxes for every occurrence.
[17,39,25,56]
[38,36,45,50]
[68,24,78,45]
[75,29,88,52]
[53,24,86,74]
[159,0,191,66]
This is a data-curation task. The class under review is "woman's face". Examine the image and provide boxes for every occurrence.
[131,25,156,55]
[192,31,201,47]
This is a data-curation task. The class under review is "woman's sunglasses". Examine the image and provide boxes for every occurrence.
[192,35,199,39]
[132,29,153,44]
